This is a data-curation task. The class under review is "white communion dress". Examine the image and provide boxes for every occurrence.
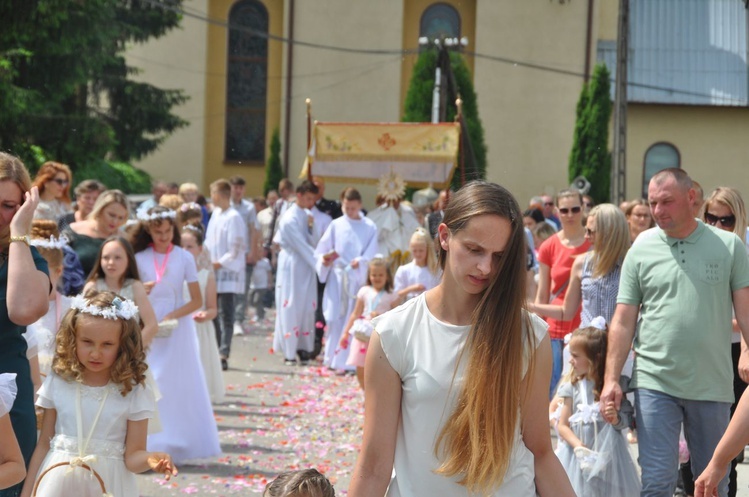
[32,372,155,496]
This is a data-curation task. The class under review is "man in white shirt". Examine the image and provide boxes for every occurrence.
[229,176,259,336]
[206,179,248,370]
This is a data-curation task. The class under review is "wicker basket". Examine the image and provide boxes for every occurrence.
[32,461,107,496]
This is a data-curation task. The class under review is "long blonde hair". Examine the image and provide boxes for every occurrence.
[410,227,439,276]
[434,181,534,494]
[702,187,748,240]
[588,204,630,278]
[0,153,32,247]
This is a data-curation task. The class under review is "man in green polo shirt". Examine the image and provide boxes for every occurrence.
[601,168,749,497]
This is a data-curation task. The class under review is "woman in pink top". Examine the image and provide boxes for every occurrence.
[535,189,591,398]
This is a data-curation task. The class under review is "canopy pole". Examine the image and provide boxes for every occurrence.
[455,98,465,187]
[306,98,313,180]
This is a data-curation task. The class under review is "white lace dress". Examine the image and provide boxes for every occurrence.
[32,372,155,497]
[0,373,17,417]
[184,269,225,404]
[26,294,71,376]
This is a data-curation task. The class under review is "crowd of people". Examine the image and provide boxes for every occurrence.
[0,149,749,497]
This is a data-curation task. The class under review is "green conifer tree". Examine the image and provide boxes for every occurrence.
[402,48,486,190]
[264,128,284,196]
[568,64,612,203]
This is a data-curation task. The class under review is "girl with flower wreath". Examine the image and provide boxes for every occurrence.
[20,291,176,497]
[129,206,220,463]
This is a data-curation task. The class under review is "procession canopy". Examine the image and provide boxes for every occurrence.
[303,122,460,189]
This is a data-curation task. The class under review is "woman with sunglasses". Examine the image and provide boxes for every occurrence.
[30,162,73,222]
[534,189,591,398]
[696,187,749,497]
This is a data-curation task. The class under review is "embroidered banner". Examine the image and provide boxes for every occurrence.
[302,122,460,188]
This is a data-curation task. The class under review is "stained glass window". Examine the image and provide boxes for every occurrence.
[226,1,268,162]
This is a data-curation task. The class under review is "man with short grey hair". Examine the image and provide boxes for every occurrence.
[602,168,749,497]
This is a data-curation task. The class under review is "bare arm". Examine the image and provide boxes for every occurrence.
[522,336,577,497]
[733,287,749,383]
[556,398,584,448]
[163,281,201,321]
[534,262,551,306]
[20,408,56,497]
[123,419,177,479]
[339,297,365,349]
[194,272,218,322]
[347,332,401,496]
[600,303,639,411]
[0,414,25,490]
[131,281,158,348]
[528,257,583,321]
[695,386,749,497]
[8,187,49,325]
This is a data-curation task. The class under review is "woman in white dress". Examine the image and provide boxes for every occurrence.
[130,207,220,463]
[348,181,576,497]
[180,224,225,404]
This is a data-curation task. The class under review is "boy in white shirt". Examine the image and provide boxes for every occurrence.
[250,249,272,323]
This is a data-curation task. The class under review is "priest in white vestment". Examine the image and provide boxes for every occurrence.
[273,181,319,364]
[315,187,379,372]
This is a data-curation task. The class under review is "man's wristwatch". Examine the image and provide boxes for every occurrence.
[9,235,30,246]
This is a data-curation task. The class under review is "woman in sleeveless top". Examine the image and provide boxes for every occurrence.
[348,181,575,497]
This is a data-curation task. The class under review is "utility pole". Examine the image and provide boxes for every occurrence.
[611,0,629,204]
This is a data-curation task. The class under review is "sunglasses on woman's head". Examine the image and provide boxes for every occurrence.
[558,206,582,215]
[705,212,736,228]
[52,178,69,186]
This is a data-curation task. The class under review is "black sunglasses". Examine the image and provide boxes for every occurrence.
[705,212,736,228]
[52,178,69,186]
[558,206,582,215]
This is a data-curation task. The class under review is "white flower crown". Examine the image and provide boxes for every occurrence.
[30,235,69,250]
[70,295,139,321]
[137,210,177,222]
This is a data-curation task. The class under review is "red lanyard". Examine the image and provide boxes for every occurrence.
[152,244,173,283]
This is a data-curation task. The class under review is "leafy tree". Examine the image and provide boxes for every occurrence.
[402,48,487,191]
[568,63,612,203]
[263,128,284,196]
[0,0,188,191]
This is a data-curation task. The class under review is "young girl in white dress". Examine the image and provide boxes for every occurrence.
[83,236,158,348]
[130,207,220,463]
[338,257,399,389]
[555,325,640,497]
[349,181,576,497]
[180,223,225,404]
[20,291,176,497]
[27,220,71,377]
[393,228,441,304]
[0,373,25,490]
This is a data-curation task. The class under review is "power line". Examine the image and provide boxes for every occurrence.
[141,0,748,106]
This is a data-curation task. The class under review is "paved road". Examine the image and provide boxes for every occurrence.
[135,313,362,496]
[135,310,749,496]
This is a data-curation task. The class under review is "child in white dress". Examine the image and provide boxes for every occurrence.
[339,257,398,389]
[181,224,225,404]
[83,236,159,348]
[130,206,220,463]
[27,220,71,377]
[0,373,25,490]
[393,228,441,304]
[21,291,176,497]
[555,325,640,497]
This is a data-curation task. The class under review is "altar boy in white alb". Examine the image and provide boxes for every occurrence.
[315,187,379,372]
[205,179,248,370]
[272,180,320,365]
